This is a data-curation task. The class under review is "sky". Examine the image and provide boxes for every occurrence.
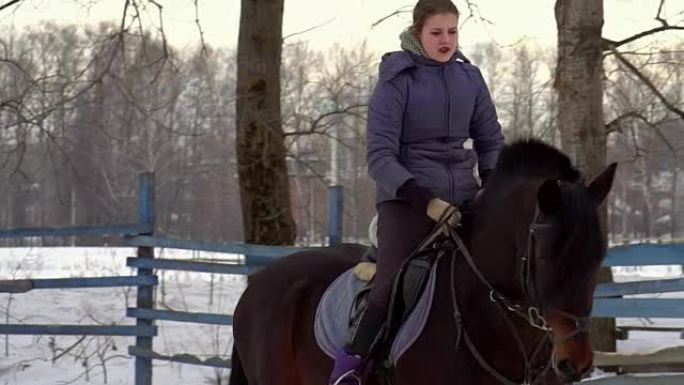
[2,0,683,55]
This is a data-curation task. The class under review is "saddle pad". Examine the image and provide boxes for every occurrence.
[314,263,438,365]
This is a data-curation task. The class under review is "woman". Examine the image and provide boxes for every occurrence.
[329,1,504,384]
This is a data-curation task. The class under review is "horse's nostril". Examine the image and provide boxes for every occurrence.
[556,359,580,382]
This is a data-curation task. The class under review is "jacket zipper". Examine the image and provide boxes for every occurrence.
[442,67,454,202]
[441,67,451,137]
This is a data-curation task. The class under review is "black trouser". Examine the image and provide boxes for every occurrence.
[347,200,434,356]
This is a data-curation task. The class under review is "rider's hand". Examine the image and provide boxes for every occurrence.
[426,198,461,229]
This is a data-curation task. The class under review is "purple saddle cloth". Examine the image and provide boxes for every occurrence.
[314,263,438,365]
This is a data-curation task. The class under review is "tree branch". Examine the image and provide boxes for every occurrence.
[193,0,208,55]
[286,151,329,185]
[372,1,493,30]
[656,0,668,26]
[654,125,678,156]
[603,0,684,49]
[606,43,684,121]
[148,0,169,59]
[283,103,367,137]
[371,5,412,29]
[606,110,680,159]
[605,111,642,134]
[604,25,684,49]
[0,0,21,12]
[460,0,495,26]
[53,336,87,363]
[283,18,335,41]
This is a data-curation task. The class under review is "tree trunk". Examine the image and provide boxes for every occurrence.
[555,0,616,352]
[236,0,296,245]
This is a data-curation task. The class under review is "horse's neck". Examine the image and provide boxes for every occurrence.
[447,183,551,366]
[433,254,549,380]
[471,183,537,295]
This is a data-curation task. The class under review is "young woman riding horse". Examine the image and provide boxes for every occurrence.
[328,1,504,382]
[229,0,617,383]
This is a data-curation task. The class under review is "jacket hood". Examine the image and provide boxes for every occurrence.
[378,51,416,82]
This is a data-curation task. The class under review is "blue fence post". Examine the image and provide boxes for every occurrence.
[328,185,343,245]
[135,173,155,385]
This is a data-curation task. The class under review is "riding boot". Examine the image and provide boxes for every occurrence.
[328,304,387,385]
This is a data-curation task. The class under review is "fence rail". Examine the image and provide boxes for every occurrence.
[0,223,152,238]
[128,346,231,368]
[126,308,233,325]
[0,325,157,336]
[124,235,303,259]
[603,243,684,266]
[126,257,249,275]
[594,277,684,297]
[616,326,684,340]
[0,276,157,293]
[583,374,684,385]
[593,298,684,318]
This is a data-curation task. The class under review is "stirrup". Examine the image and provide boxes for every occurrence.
[332,369,362,385]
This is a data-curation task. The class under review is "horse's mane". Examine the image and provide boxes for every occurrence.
[480,139,604,304]
[488,139,583,186]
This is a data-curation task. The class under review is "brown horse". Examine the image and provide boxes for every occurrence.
[230,140,617,385]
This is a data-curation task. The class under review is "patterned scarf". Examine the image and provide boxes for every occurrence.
[399,29,428,58]
[399,28,467,63]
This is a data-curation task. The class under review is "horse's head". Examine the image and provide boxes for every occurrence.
[527,163,617,382]
[472,140,618,384]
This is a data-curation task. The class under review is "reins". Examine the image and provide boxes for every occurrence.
[414,207,589,384]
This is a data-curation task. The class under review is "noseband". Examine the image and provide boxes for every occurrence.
[520,206,591,341]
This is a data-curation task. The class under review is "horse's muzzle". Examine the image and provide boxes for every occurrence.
[555,357,593,383]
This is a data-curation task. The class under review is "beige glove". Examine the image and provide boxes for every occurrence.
[426,198,461,230]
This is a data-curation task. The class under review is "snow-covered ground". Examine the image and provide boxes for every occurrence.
[0,247,682,384]
[0,247,244,385]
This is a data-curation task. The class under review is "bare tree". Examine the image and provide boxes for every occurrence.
[556,0,684,351]
[0,17,247,242]
[236,0,295,245]
[280,41,375,244]
[604,45,684,242]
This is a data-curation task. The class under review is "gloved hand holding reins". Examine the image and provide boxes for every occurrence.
[426,197,461,230]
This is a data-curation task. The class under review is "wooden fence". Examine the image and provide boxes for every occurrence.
[584,243,684,384]
[0,173,302,384]
[0,173,682,384]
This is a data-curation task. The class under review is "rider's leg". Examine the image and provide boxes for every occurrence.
[329,200,433,384]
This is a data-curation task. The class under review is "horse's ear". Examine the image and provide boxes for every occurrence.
[538,180,562,214]
[588,163,618,205]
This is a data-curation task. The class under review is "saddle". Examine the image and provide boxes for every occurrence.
[314,244,441,368]
[317,204,474,370]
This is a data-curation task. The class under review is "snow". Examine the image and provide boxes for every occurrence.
[0,247,682,384]
[0,247,245,385]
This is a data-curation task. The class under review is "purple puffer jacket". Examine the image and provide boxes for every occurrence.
[367,50,504,205]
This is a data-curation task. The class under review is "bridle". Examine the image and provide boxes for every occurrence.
[419,204,591,384]
[519,206,592,342]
